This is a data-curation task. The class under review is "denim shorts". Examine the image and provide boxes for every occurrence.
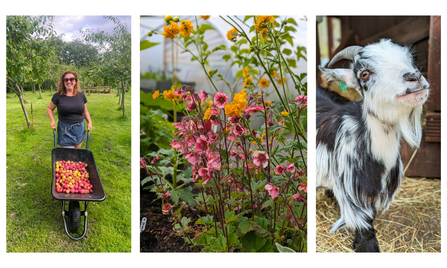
[57,120,86,147]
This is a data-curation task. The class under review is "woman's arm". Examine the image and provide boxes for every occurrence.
[47,101,57,129]
[84,103,93,131]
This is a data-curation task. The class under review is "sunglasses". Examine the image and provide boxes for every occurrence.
[63,77,76,83]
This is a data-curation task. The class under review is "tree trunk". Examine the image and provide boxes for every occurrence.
[121,81,126,117]
[19,89,31,128]
[32,84,35,93]
[39,85,42,98]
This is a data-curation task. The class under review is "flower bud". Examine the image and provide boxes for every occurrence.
[147,31,153,37]
[164,15,173,23]
[174,17,180,22]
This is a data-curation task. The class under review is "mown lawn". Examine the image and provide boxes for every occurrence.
[6,90,131,252]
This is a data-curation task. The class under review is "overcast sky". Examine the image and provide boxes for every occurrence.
[52,16,131,42]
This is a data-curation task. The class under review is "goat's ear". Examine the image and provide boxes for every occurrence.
[319,66,361,94]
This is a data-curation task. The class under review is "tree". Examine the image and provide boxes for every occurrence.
[82,16,131,117]
[6,16,56,128]
[60,38,99,68]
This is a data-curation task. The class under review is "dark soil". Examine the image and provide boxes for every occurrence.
[140,182,204,252]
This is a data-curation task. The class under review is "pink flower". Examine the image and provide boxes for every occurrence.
[199,168,212,185]
[253,150,269,168]
[265,184,279,200]
[209,106,220,116]
[230,150,237,157]
[187,102,197,111]
[206,151,221,170]
[151,155,161,164]
[299,183,307,193]
[295,95,307,104]
[140,157,147,168]
[287,163,295,173]
[170,139,182,149]
[183,94,192,102]
[244,105,264,114]
[238,153,246,160]
[292,193,305,203]
[161,193,172,199]
[198,168,211,179]
[195,135,209,152]
[210,118,220,125]
[228,116,241,124]
[214,92,228,108]
[274,165,286,175]
[162,203,173,215]
[232,124,247,136]
[199,90,208,102]
[227,134,238,141]
[185,152,198,165]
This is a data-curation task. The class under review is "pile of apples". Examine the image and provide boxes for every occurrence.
[54,160,93,194]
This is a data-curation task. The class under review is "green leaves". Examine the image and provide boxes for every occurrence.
[197,24,214,34]
[140,40,160,51]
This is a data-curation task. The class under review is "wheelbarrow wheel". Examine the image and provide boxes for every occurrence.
[68,201,81,233]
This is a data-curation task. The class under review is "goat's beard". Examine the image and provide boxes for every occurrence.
[363,96,424,149]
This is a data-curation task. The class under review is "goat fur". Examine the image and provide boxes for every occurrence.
[316,40,429,246]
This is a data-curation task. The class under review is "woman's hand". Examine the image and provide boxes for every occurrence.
[88,122,93,131]
[51,120,56,129]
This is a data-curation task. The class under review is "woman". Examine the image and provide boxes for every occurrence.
[47,71,92,148]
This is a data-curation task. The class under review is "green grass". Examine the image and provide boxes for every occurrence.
[6,90,131,252]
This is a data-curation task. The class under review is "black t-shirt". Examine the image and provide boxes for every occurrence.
[51,92,88,123]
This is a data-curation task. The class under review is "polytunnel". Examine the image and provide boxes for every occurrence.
[140,15,307,100]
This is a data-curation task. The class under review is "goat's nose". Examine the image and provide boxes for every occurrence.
[403,72,421,82]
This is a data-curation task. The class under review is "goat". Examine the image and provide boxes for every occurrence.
[316,39,429,252]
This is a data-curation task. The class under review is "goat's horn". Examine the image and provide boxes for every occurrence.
[328,46,363,67]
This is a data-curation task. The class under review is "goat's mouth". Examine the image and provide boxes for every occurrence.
[396,88,428,105]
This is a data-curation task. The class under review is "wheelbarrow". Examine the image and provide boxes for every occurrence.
[51,128,106,240]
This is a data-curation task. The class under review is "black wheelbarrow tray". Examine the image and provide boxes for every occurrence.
[51,129,106,240]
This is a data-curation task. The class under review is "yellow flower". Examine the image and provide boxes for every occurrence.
[200,15,210,20]
[163,88,182,102]
[225,103,242,117]
[242,67,249,78]
[253,16,275,34]
[259,78,269,88]
[180,20,194,37]
[277,76,286,86]
[162,21,180,39]
[233,91,248,111]
[204,107,211,120]
[271,69,277,78]
[264,99,271,107]
[226,28,238,41]
[281,110,289,116]
[243,77,253,88]
[153,90,160,100]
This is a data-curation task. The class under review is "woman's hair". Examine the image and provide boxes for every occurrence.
[57,71,80,96]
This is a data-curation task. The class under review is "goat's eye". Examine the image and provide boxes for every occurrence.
[361,70,370,79]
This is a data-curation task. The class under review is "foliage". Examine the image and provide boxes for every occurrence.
[6,15,56,128]
[142,15,307,252]
[82,16,131,116]
[140,108,176,156]
[58,38,99,68]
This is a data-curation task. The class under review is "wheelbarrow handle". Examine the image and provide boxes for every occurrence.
[53,128,57,148]
[86,130,90,150]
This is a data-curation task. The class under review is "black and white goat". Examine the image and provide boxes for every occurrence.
[316,39,429,252]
